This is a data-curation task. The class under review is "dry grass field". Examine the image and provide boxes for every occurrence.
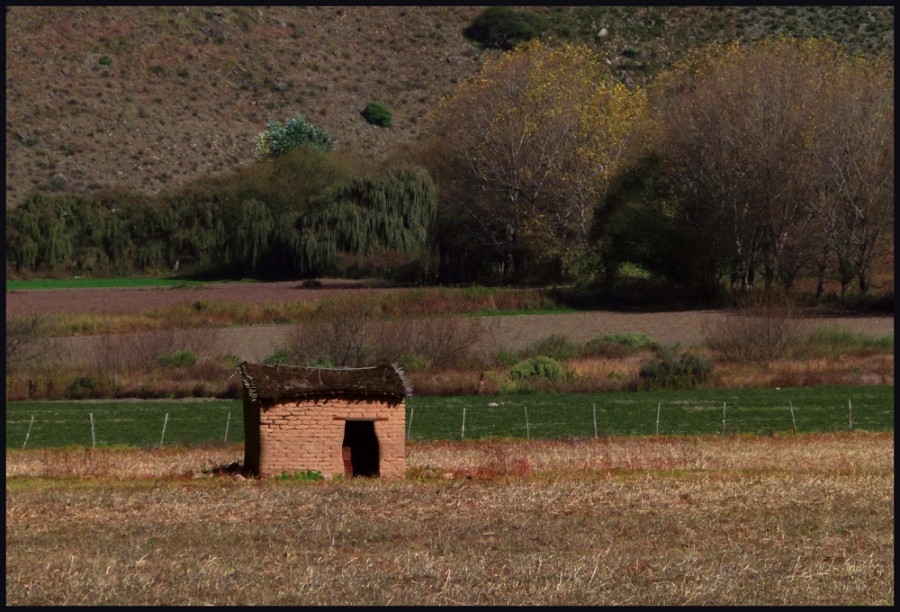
[6,433,893,606]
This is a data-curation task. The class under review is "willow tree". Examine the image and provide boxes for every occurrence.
[295,167,437,278]
[422,40,646,283]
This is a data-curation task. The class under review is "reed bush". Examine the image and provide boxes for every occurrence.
[638,347,712,390]
[790,326,894,359]
[703,295,808,362]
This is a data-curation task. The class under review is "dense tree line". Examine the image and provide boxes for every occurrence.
[594,38,893,299]
[421,37,893,297]
[6,37,892,302]
[6,156,437,281]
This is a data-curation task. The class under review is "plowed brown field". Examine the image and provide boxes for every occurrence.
[6,281,893,363]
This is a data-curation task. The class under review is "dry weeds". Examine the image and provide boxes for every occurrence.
[6,434,893,605]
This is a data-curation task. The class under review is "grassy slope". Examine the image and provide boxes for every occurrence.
[6,6,893,209]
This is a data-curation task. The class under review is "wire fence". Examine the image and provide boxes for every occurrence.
[5,388,894,450]
[404,397,892,441]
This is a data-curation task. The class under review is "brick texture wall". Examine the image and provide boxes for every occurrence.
[256,397,405,479]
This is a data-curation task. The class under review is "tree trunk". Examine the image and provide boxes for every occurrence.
[857,266,870,295]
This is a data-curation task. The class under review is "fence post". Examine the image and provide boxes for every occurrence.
[592,403,598,438]
[525,405,530,440]
[848,399,853,432]
[407,406,414,441]
[160,413,169,448]
[789,401,797,433]
[22,415,35,449]
[90,413,96,448]
[224,411,231,443]
[656,402,661,436]
[461,406,466,440]
[721,402,727,435]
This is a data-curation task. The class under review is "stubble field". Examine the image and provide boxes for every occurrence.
[5,433,894,605]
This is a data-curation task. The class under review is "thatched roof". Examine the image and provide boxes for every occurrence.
[238,362,411,405]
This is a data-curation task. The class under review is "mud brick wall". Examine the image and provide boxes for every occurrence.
[257,397,406,479]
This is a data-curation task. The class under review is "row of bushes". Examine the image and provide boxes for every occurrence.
[6,152,437,282]
[6,297,892,400]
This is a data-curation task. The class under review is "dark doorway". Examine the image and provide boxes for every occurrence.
[342,420,380,477]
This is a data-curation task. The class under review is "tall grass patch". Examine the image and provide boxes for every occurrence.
[790,325,894,359]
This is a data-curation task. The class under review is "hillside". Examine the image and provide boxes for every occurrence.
[5,5,894,210]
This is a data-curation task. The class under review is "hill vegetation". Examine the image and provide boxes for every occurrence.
[7,6,892,209]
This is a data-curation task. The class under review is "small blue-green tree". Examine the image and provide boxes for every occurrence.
[255,113,333,157]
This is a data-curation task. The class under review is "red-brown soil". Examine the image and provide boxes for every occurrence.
[4,280,396,317]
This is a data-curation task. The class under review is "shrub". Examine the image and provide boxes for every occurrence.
[462,6,547,50]
[508,356,563,381]
[582,332,659,357]
[495,350,518,368]
[528,334,580,361]
[277,469,323,481]
[263,349,294,365]
[159,350,199,368]
[399,352,429,373]
[703,295,807,362]
[65,375,98,399]
[255,113,333,157]
[791,326,894,359]
[361,101,392,127]
[6,316,48,373]
[638,347,712,390]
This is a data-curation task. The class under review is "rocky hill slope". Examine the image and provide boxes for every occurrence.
[5,5,893,209]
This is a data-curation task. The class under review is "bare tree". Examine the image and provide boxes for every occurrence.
[804,54,894,296]
[648,38,893,297]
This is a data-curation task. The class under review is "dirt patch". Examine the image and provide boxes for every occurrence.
[4,280,397,317]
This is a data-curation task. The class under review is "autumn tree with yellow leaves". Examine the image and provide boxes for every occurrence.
[422,40,646,283]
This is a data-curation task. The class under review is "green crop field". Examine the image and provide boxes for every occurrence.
[5,385,893,450]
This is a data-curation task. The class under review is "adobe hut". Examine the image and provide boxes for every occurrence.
[238,362,411,479]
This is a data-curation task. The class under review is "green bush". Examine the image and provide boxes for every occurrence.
[159,350,199,368]
[277,469,323,481]
[638,347,712,390]
[495,350,519,368]
[508,356,563,381]
[791,326,894,359]
[65,375,98,399]
[399,352,429,373]
[582,333,659,357]
[361,101,392,127]
[529,334,580,361]
[463,6,548,50]
[255,113,333,157]
[263,349,294,365]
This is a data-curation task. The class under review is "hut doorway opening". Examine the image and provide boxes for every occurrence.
[342,420,380,477]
